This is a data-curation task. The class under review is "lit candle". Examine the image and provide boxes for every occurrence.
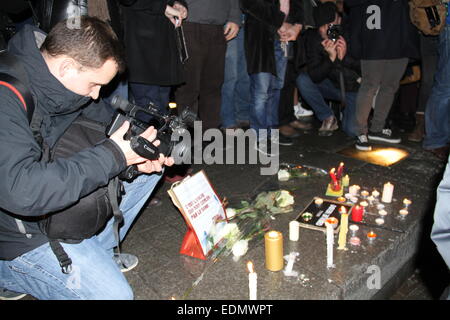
[264,231,284,271]
[342,175,350,187]
[399,209,409,218]
[375,217,385,225]
[351,205,363,222]
[326,217,339,229]
[378,209,388,216]
[349,224,359,237]
[367,195,375,205]
[337,196,346,203]
[289,220,300,241]
[314,197,324,207]
[367,231,377,243]
[349,185,360,196]
[325,219,335,268]
[372,189,380,198]
[403,198,412,209]
[338,207,348,250]
[329,168,340,191]
[360,201,369,213]
[247,261,257,300]
[382,182,394,203]
[360,190,369,198]
[336,162,344,180]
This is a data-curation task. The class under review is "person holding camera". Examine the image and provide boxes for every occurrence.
[0,17,174,300]
[296,1,361,137]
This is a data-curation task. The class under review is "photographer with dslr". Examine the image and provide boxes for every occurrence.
[296,1,360,137]
[0,17,173,300]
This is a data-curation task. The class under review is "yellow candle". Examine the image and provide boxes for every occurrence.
[342,175,350,187]
[264,231,284,271]
[338,211,349,250]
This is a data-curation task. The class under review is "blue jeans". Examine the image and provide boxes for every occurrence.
[423,25,450,150]
[296,73,357,137]
[0,173,162,300]
[129,82,171,116]
[249,40,287,140]
[220,28,251,128]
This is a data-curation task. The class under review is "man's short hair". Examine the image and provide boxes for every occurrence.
[40,16,126,73]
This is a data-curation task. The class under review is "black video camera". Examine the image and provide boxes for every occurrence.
[107,95,196,180]
[327,24,342,42]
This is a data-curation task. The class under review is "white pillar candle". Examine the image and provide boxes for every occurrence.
[247,261,257,300]
[381,182,394,203]
[325,220,335,268]
[289,220,300,241]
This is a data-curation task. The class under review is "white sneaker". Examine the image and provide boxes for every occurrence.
[294,103,314,118]
[114,253,139,273]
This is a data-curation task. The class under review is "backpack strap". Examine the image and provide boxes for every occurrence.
[0,52,43,146]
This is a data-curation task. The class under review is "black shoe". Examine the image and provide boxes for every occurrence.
[355,134,372,151]
[368,128,401,144]
[275,134,294,146]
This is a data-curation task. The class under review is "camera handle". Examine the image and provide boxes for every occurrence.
[130,136,160,160]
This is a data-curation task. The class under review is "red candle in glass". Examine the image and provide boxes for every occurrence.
[351,205,363,222]
[329,168,341,191]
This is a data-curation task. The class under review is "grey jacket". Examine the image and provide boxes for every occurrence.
[184,0,241,26]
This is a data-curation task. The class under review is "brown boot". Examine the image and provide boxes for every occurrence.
[289,120,313,130]
[279,124,300,138]
[408,113,425,142]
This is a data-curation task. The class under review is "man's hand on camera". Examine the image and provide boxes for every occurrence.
[335,36,347,61]
[110,121,173,172]
[322,39,338,62]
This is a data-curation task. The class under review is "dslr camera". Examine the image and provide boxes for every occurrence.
[327,24,342,42]
[107,95,196,180]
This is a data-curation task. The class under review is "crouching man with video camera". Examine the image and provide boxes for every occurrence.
[0,16,173,300]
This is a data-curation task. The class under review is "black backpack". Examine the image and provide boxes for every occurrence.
[0,51,124,274]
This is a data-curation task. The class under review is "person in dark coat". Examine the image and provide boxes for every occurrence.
[346,0,419,151]
[241,0,302,151]
[0,17,173,300]
[296,1,361,138]
[122,0,188,114]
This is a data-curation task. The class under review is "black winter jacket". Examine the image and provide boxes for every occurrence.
[0,25,127,260]
[345,0,419,60]
[241,0,303,76]
[121,0,187,86]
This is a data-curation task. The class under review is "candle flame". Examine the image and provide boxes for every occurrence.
[330,168,335,173]
[247,261,254,273]
[339,206,347,214]
[267,231,279,238]
[339,162,344,167]
[171,296,176,300]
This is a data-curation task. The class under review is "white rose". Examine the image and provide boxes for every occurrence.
[231,239,249,258]
[218,222,239,240]
[276,190,295,207]
[277,169,290,181]
[226,208,237,219]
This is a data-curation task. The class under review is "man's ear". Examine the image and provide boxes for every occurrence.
[59,58,78,78]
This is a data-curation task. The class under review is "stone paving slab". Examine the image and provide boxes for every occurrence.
[120,131,445,300]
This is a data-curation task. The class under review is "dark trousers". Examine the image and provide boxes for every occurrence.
[175,22,227,130]
[278,59,297,126]
[418,33,439,113]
